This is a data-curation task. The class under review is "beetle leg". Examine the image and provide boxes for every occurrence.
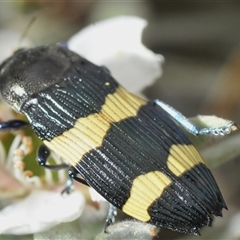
[37,144,69,170]
[153,100,236,136]
[104,204,117,233]
[67,167,117,232]
[61,177,74,195]
[0,119,29,131]
[61,167,89,194]
[68,166,89,186]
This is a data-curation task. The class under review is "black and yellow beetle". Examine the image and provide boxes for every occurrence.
[0,45,236,235]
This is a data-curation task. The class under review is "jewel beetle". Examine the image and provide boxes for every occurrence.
[0,45,236,235]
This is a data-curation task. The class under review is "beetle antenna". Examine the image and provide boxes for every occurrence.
[15,16,36,51]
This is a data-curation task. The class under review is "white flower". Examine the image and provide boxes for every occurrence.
[68,16,164,95]
[0,190,85,235]
[0,132,86,235]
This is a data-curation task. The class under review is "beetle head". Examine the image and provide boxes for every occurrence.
[0,45,76,111]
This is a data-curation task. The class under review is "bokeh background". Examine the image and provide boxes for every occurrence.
[1,1,240,239]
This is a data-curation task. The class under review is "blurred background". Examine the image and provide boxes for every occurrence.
[0,1,240,239]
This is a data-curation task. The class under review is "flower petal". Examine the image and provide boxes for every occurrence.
[68,16,164,94]
[0,190,85,235]
[0,167,27,199]
[89,187,106,202]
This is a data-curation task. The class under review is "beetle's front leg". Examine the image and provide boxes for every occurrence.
[37,144,69,170]
[153,100,238,136]
[0,119,29,131]
[38,145,89,194]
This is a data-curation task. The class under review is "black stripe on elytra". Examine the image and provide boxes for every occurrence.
[146,162,226,234]
[147,169,213,234]
[170,162,227,215]
[21,59,119,141]
[75,102,225,233]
